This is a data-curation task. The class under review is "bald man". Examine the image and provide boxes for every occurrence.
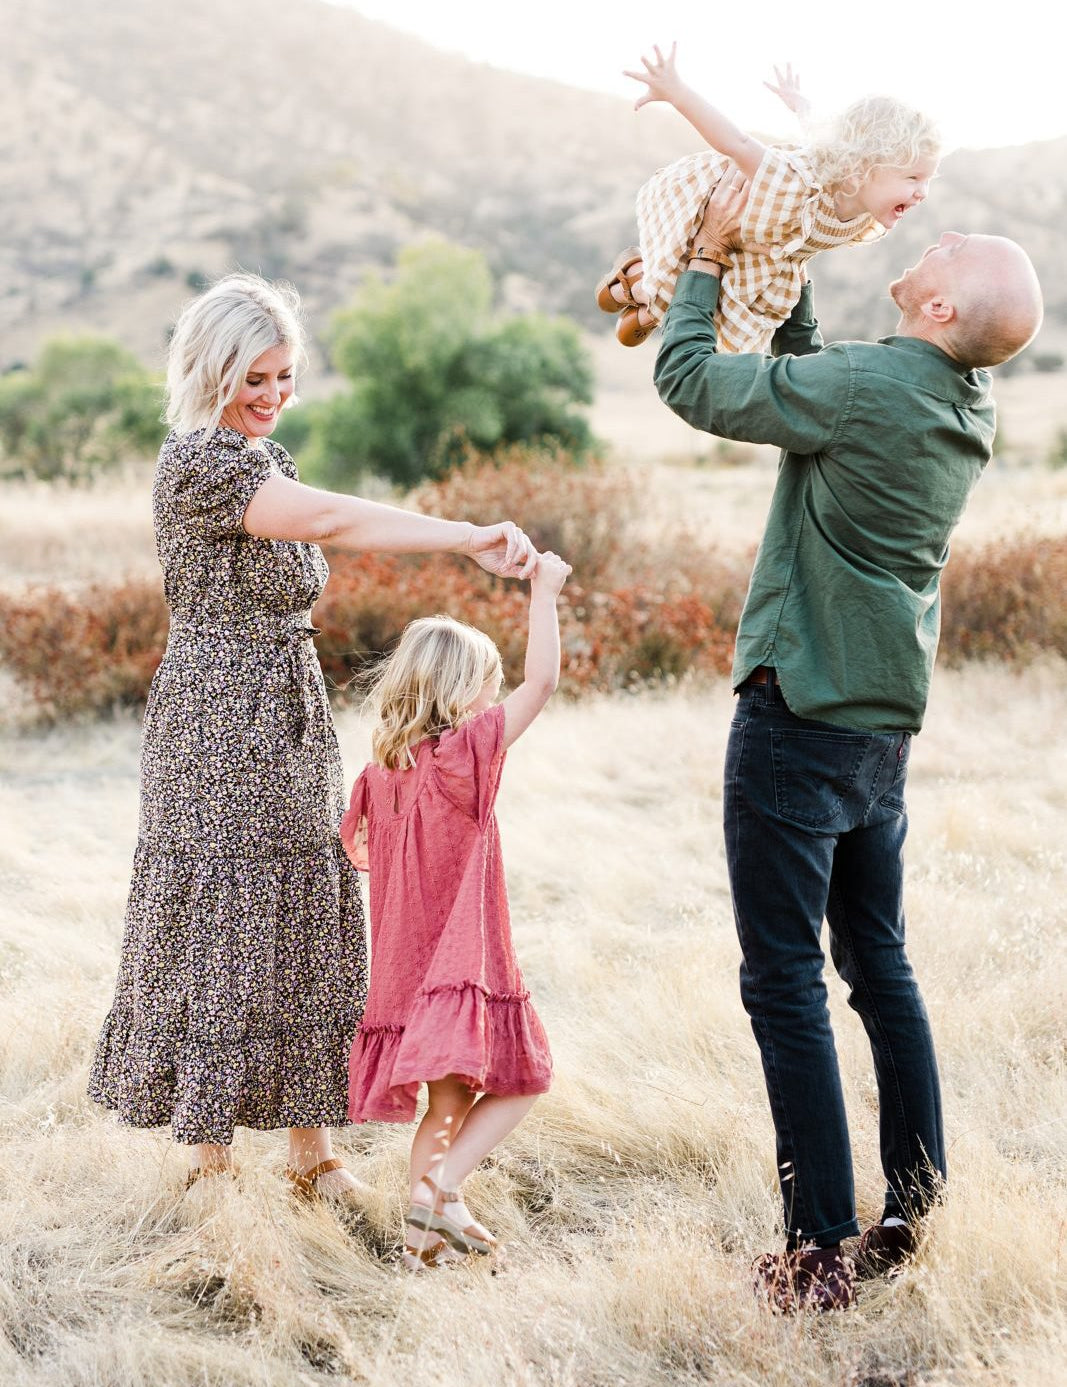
[654,182,1042,1314]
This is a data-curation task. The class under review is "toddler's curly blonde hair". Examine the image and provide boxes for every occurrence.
[806,95,941,192]
[367,615,503,770]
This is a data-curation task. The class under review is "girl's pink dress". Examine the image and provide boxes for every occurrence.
[340,704,552,1122]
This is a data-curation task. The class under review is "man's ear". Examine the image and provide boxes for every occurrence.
[920,295,956,326]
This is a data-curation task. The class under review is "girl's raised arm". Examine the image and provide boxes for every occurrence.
[625,43,766,180]
[501,551,571,749]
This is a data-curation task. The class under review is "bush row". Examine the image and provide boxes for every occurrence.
[0,454,1064,721]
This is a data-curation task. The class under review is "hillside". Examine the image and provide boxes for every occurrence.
[2,0,1065,370]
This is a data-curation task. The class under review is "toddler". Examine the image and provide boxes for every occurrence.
[340,551,571,1270]
[597,45,940,349]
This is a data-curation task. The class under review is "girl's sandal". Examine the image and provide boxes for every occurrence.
[406,1172,497,1257]
[595,246,643,314]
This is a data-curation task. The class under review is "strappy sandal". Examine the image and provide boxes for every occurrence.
[616,305,657,347]
[595,246,643,314]
[285,1157,367,1209]
[185,1163,236,1190]
[406,1172,497,1257]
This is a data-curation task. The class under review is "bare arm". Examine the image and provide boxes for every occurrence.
[242,473,537,579]
[624,43,766,180]
[501,551,571,749]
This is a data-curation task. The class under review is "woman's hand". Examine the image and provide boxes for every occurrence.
[689,168,750,269]
[764,63,811,122]
[465,522,539,579]
[624,42,686,111]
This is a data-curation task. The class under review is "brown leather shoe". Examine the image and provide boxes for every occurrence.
[595,246,642,314]
[753,1245,855,1314]
[855,1221,916,1279]
[615,305,657,347]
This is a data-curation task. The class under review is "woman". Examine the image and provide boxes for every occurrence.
[88,273,537,1199]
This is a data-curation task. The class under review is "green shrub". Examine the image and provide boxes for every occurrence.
[295,240,594,489]
[0,338,164,480]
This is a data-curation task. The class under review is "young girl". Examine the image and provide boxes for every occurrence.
[339,551,571,1271]
[597,45,940,349]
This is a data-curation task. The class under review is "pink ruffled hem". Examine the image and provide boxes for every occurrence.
[347,983,552,1123]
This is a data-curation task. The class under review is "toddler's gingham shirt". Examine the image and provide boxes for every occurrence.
[636,144,884,354]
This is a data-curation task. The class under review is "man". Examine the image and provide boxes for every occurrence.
[654,175,1043,1312]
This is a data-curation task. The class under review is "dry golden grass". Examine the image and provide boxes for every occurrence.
[1,661,1065,1386]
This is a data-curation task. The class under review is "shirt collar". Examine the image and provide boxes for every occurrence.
[877,335,993,404]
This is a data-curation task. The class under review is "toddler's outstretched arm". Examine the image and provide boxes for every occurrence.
[502,551,571,748]
[624,43,766,179]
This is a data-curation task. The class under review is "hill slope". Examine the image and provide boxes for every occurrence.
[2,0,1064,368]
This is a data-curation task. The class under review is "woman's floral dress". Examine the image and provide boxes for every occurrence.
[89,426,367,1144]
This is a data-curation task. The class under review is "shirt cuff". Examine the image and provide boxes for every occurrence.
[673,269,722,311]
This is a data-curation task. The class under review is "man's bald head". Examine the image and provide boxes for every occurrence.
[890,233,1043,369]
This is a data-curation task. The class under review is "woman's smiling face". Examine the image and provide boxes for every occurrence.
[219,343,294,438]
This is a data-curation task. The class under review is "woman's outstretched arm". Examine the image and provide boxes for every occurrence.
[242,475,537,578]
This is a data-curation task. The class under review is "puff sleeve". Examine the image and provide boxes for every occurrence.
[339,769,370,872]
[171,428,275,539]
[432,704,507,830]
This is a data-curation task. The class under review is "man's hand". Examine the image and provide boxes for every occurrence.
[688,169,749,273]
[764,63,811,122]
[623,42,686,111]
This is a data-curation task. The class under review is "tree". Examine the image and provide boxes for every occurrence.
[0,338,164,480]
[302,240,594,488]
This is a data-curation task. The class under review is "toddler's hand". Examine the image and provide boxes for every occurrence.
[764,63,811,122]
[531,550,572,596]
[624,42,684,111]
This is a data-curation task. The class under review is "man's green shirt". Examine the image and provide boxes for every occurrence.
[654,271,996,733]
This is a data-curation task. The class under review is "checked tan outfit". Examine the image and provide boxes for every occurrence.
[636,144,884,353]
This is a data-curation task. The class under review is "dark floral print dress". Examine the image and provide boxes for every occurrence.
[89,427,367,1144]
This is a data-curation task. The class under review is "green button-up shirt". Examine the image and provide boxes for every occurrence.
[654,271,996,732]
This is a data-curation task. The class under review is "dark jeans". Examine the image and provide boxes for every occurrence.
[723,677,945,1248]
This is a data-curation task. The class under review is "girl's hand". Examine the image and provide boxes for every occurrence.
[764,63,811,121]
[624,42,685,111]
[531,550,572,596]
[466,522,538,580]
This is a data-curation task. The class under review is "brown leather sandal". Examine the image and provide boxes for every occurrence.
[595,246,643,314]
[185,1163,236,1190]
[616,305,657,347]
[285,1157,352,1203]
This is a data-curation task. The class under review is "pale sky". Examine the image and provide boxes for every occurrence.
[329,0,1064,151]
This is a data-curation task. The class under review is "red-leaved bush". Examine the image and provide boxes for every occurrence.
[1,456,1064,722]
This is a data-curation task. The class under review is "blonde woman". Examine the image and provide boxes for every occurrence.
[88,272,538,1201]
[339,559,569,1270]
[596,45,940,347]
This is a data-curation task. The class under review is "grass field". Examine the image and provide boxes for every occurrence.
[1,396,1065,1384]
[1,659,1064,1386]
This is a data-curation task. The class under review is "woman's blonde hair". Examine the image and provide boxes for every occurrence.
[164,272,307,436]
[367,615,503,770]
[806,95,941,192]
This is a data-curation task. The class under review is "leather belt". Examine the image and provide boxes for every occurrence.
[743,665,778,687]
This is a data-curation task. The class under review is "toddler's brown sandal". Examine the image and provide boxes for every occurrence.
[616,306,656,348]
[595,246,642,314]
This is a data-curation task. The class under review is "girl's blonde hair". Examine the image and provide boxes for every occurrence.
[164,272,307,436]
[368,615,503,770]
[806,95,941,192]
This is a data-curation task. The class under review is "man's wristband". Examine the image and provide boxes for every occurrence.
[690,246,731,270]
